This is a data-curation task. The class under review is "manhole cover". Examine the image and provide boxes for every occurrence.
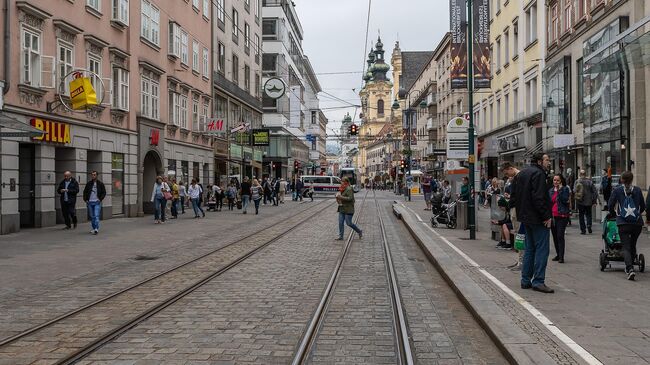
[133,255,158,261]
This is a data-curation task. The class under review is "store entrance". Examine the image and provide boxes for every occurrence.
[18,144,35,228]
[143,150,162,214]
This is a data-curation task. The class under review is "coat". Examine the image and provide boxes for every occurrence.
[548,186,571,216]
[337,185,355,215]
[512,164,551,225]
[83,179,106,202]
[609,185,646,226]
[574,177,598,206]
[58,178,80,204]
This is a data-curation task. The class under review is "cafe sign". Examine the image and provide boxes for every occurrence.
[31,118,71,144]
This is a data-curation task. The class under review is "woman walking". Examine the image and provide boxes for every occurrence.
[227,182,237,210]
[251,178,264,215]
[178,181,187,214]
[335,177,362,240]
[549,174,571,263]
[608,171,646,280]
[151,176,168,224]
[188,178,205,218]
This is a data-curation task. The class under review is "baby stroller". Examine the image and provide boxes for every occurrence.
[599,213,645,272]
[430,191,457,229]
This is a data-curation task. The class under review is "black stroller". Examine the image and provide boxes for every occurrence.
[599,214,645,272]
[430,191,457,229]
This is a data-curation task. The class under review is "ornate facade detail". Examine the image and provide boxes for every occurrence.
[55,29,76,43]
[166,124,179,137]
[110,110,126,126]
[19,13,45,30]
[180,129,190,140]
[87,43,103,55]
[18,84,46,106]
[191,132,201,143]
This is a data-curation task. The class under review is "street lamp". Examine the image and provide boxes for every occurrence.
[394,88,428,201]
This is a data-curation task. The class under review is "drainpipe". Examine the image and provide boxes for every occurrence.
[3,0,10,95]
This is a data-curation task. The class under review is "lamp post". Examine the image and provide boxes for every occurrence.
[467,0,476,239]
[393,92,427,201]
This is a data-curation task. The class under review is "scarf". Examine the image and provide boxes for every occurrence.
[339,181,349,193]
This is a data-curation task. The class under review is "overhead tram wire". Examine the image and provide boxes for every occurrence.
[361,0,373,89]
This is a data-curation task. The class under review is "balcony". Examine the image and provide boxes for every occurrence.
[426,117,435,131]
[426,93,437,106]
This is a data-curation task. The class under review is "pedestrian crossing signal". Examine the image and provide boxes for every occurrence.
[349,124,358,135]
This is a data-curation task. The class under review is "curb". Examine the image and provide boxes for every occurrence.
[394,204,558,365]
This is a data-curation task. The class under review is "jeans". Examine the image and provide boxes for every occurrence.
[551,216,569,260]
[61,199,77,228]
[338,212,362,238]
[154,196,166,221]
[242,195,250,212]
[87,201,101,231]
[578,204,592,233]
[228,197,235,210]
[171,199,178,217]
[191,198,204,216]
[180,196,185,213]
[254,198,261,214]
[521,223,550,287]
[619,224,642,272]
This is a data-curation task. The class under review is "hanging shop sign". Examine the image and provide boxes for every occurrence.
[149,129,160,146]
[264,77,286,99]
[69,72,98,110]
[473,0,491,88]
[251,129,270,146]
[449,0,467,89]
[30,118,71,144]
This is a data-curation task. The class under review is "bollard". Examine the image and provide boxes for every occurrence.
[457,201,468,230]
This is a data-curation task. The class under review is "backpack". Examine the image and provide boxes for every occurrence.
[620,186,640,223]
[575,181,584,201]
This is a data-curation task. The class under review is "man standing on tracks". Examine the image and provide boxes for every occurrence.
[335,177,362,240]
[512,153,554,293]
[57,171,79,229]
[83,171,106,235]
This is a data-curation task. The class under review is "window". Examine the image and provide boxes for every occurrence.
[141,74,159,120]
[21,28,41,86]
[576,0,586,20]
[244,0,250,12]
[141,0,160,46]
[489,103,494,130]
[202,0,209,18]
[192,0,199,10]
[504,93,510,123]
[169,22,181,57]
[254,0,260,21]
[87,0,100,11]
[577,58,586,122]
[254,34,260,64]
[112,0,128,25]
[263,19,277,40]
[217,42,225,74]
[57,40,74,95]
[232,54,239,84]
[181,30,189,65]
[496,37,501,70]
[377,99,384,115]
[87,53,102,99]
[504,30,510,62]
[244,23,250,55]
[192,94,199,130]
[202,47,209,77]
[192,40,199,72]
[262,54,277,76]
[170,92,180,125]
[244,65,250,92]
[564,0,572,31]
[550,4,559,42]
[513,86,519,118]
[525,77,538,115]
[232,8,239,40]
[525,2,538,46]
[216,0,225,27]
[201,101,209,131]
[180,93,188,129]
[513,21,519,58]
[112,67,129,111]
[255,73,260,98]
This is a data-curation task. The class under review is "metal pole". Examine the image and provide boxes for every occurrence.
[407,95,412,201]
[467,0,476,239]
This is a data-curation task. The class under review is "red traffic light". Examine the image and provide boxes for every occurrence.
[349,124,358,135]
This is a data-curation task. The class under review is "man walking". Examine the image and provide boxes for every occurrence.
[513,153,554,293]
[422,175,432,211]
[57,171,79,229]
[83,171,106,235]
[574,170,598,234]
[279,178,287,204]
[240,176,252,214]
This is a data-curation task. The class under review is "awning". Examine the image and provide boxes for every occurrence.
[0,114,45,137]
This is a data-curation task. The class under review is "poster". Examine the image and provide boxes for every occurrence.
[450,0,467,89]
[473,0,490,89]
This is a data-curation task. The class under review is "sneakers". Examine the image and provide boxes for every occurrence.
[358,230,363,239]
[500,243,513,250]
[626,269,636,281]
[495,241,507,249]
[90,229,98,235]
[588,227,593,234]
[510,265,521,272]
[552,256,559,261]
[335,237,344,241]
[532,284,555,293]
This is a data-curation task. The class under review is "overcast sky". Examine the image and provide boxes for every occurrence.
[295,0,450,137]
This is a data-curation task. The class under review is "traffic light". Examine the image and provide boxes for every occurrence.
[349,124,358,135]
[399,159,406,170]
[294,160,301,170]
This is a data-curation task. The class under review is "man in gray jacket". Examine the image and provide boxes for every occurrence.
[574,170,598,234]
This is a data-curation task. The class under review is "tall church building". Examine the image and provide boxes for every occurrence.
[358,37,393,184]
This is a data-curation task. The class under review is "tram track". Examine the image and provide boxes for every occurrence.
[0,199,333,365]
[292,190,414,365]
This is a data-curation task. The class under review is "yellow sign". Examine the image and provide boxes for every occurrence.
[468,154,475,163]
[69,75,97,110]
[411,187,419,194]
[31,118,71,144]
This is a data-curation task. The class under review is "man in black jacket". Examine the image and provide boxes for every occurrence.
[57,171,79,229]
[83,171,106,235]
[513,153,554,293]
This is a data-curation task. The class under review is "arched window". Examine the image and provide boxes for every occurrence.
[377,99,384,115]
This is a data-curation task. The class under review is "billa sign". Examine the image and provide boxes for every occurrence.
[251,129,270,146]
[31,118,71,143]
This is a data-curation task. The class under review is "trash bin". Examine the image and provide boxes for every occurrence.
[457,201,468,230]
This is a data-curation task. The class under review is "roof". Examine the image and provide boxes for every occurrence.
[401,51,434,91]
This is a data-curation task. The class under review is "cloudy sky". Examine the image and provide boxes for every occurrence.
[295,0,450,136]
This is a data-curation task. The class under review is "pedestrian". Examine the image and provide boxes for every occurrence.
[240,176,252,214]
[251,178,263,214]
[512,152,554,293]
[262,177,272,205]
[215,183,224,211]
[422,175,432,211]
[296,178,304,201]
[170,177,179,219]
[83,171,106,235]
[57,171,79,230]
[458,177,470,202]
[441,180,452,204]
[188,178,205,218]
[574,170,598,234]
[227,182,237,210]
[335,176,362,240]
[601,168,613,210]
[608,171,646,280]
[150,176,168,224]
[279,178,287,204]
[272,178,280,206]
[178,181,187,214]
[196,177,205,210]
[306,185,314,202]
[549,174,571,263]
[493,192,513,250]
[501,162,522,270]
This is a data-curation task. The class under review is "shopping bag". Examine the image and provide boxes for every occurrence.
[69,73,98,110]
[514,225,526,251]
[163,191,173,201]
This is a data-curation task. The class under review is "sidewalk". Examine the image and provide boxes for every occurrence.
[397,195,650,365]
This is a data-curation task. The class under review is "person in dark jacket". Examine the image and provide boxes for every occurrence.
[601,169,613,209]
[549,174,571,263]
[57,171,79,229]
[609,171,646,280]
[513,153,554,293]
[574,170,598,234]
[335,177,362,240]
[83,171,106,235]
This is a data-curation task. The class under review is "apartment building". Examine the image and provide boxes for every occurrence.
[473,0,545,178]
[542,0,650,187]
[212,0,263,181]
[0,0,213,234]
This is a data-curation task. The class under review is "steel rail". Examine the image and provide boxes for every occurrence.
[291,191,370,365]
[57,199,334,365]
[0,200,327,348]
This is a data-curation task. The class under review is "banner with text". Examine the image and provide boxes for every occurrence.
[450,0,467,89]
[473,0,491,89]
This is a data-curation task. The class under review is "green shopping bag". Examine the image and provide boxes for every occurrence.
[514,225,526,251]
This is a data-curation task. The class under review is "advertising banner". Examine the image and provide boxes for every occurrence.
[251,129,270,146]
[450,0,467,89]
[473,0,491,88]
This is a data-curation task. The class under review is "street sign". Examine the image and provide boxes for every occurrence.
[264,77,286,99]
[230,122,251,133]
[447,117,469,159]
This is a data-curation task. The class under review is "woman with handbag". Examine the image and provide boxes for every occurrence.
[151,176,170,224]
[549,174,571,263]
